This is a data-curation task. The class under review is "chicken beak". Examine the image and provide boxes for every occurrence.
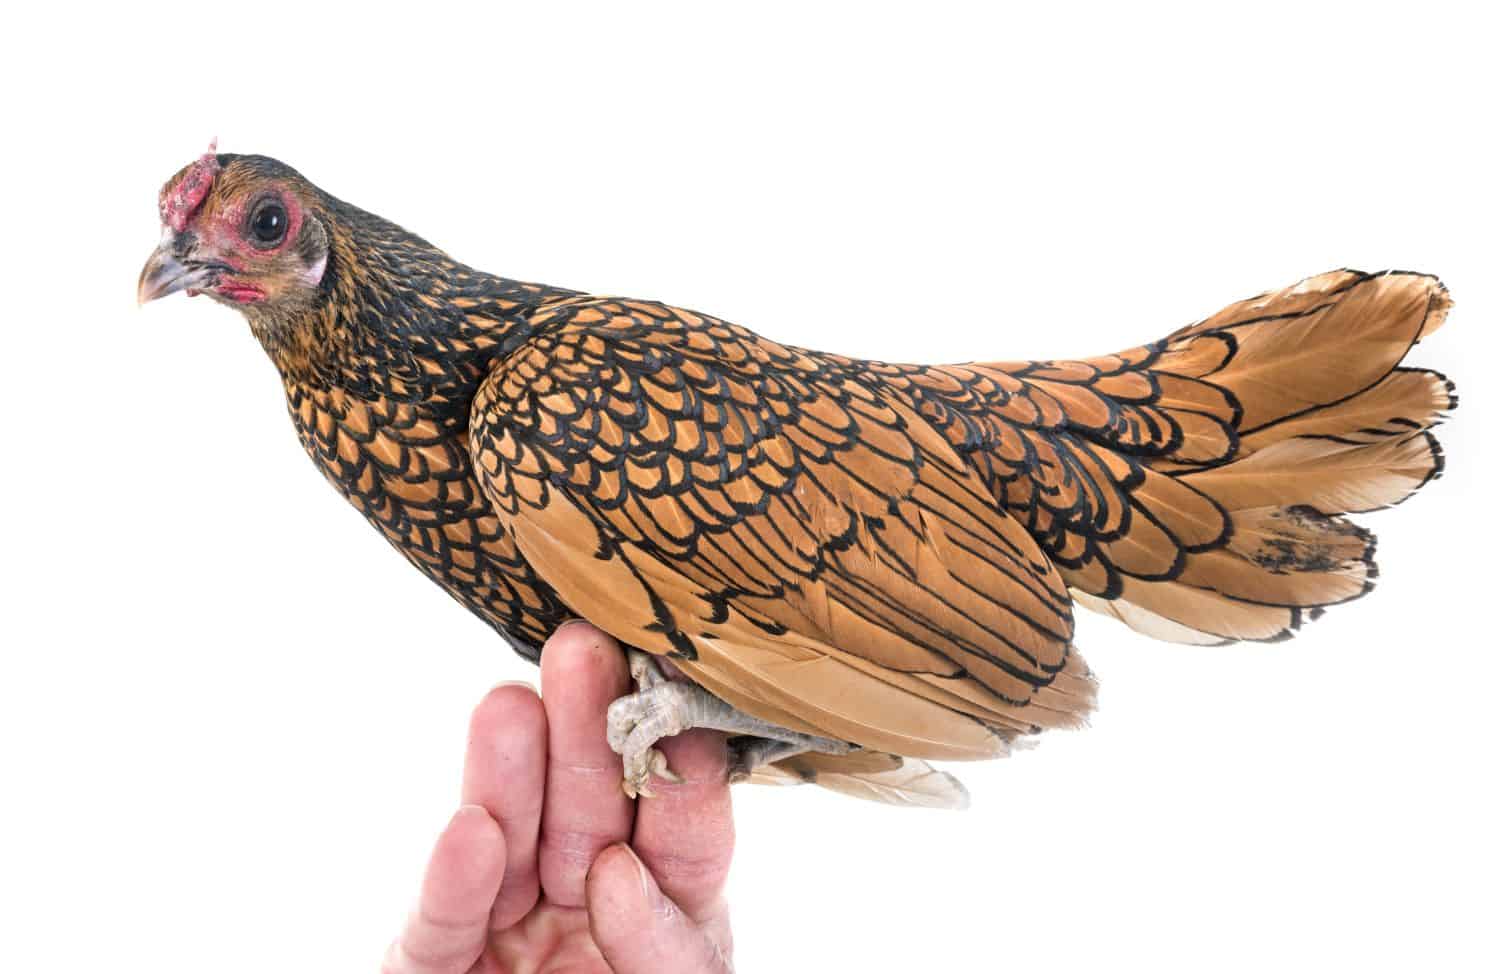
[137,243,217,305]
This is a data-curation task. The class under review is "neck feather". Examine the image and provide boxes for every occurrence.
[251,203,576,421]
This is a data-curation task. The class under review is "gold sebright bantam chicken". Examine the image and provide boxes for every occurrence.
[139,146,1456,808]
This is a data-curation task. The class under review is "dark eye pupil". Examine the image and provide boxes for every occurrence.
[252,203,286,243]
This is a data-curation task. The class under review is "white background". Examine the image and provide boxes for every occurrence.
[3,3,1495,971]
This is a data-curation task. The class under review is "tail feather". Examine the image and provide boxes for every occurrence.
[963,269,1453,645]
[1237,367,1456,453]
[1071,584,1295,645]
[1180,506,1376,608]
[1094,270,1449,642]
[1159,270,1450,432]
[1182,430,1445,515]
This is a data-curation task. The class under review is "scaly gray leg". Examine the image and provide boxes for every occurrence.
[608,650,853,798]
[727,738,812,782]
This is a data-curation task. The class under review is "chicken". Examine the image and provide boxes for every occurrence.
[139,145,1456,808]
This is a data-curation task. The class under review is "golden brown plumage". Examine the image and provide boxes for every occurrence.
[140,151,1455,805]
[468,272,1450,775]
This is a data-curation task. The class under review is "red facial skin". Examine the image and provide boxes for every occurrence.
[215,283,268,303]
[186,281,265,303]
[194,189,309,305]
[160,145,313,306]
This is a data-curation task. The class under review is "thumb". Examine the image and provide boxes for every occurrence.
[586,843,732,973]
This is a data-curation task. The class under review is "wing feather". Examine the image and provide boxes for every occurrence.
[470,298,1094,760]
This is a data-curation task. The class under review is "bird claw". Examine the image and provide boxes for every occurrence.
[629,650,669,690]
[621,747,683,799]
[610,655,695,799]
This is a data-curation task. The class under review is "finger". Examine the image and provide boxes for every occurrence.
[630,728,735,921]
[538,621,634,907]
[587,843,733,974]
[383,806,505,974]
[461,682,548,932]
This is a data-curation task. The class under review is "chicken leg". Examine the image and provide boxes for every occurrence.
[607,650,853,798]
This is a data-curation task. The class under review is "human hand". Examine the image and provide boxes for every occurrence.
[383,622,735,973]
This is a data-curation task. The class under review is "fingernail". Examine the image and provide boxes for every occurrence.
[619,844,653,904]
[491,679,535,692]
[591,842,654,906]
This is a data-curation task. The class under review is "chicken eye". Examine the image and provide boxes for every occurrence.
[248,199,288,246]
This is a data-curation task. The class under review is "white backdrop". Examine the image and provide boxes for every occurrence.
[3,3,1494,971]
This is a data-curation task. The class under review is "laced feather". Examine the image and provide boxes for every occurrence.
[1052,271,1451,644]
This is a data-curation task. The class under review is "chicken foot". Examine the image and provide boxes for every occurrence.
[607,650,853,798]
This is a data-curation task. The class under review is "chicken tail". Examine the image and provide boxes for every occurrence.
[979,270,1454,644]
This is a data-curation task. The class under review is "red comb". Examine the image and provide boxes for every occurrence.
[160,138,221,232]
